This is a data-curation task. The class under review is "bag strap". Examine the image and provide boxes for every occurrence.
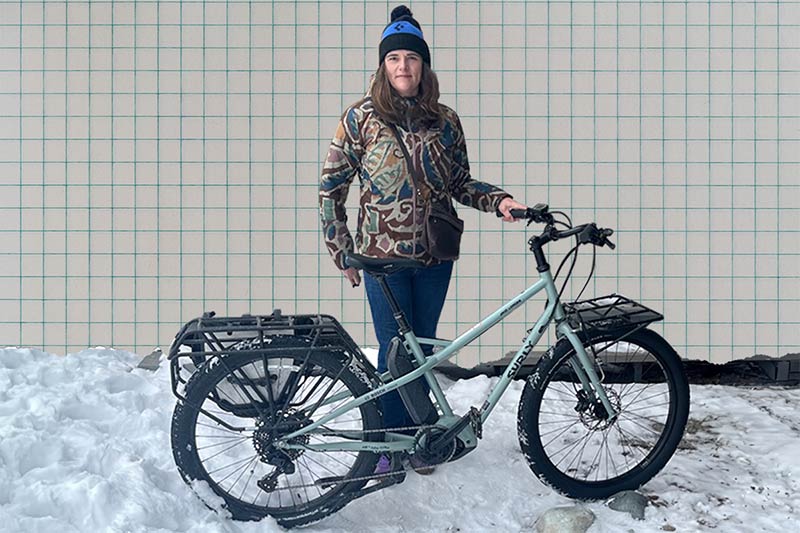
[388,123,452,195]
[387,123,423,188]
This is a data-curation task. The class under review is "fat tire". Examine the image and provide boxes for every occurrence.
[517,328,689,499]
[171,339,383,527]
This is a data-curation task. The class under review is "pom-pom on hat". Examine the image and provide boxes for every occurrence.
[379,5,431,66]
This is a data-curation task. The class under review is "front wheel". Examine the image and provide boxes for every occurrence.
[517,328,689,499]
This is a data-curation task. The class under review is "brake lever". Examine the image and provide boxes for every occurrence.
[576,224,597,245]
[601,228,615,249]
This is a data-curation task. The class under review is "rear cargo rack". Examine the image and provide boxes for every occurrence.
[168,310,379,402]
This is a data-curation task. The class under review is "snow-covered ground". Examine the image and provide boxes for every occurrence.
[0,347,797,532]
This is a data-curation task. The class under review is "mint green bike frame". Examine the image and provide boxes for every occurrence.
[275,268,618,454]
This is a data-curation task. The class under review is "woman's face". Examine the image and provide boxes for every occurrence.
[384,50,422,97]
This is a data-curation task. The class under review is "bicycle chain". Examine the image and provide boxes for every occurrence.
[318,422,437,437]
[285,453,450,491]
[270,423,446,491]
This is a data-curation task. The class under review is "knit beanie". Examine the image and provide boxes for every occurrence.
[378,6,431,66]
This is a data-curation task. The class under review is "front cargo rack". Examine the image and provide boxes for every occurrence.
[562,294,663,333]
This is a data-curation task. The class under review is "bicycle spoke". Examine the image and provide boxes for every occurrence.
[583,430,608,480]
[201,435,253,463]
[539,416,584,447]
[292,459,313,505]
[196,435,251,451]
[297,449,350,478]
[619,406,668,428]
[619,381,662,409]
[546,419,595,465]
[206,454,259,477]
[617,410,665,437]
[612,422,650,463]
[238,458,259,502]
[558,423,598,474]
[226,454,260,495]
[600,430,620,480]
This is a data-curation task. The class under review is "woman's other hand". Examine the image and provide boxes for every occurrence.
[497,197,528,222]
[343,267,362,287]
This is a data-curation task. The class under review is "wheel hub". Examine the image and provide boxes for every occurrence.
[575,388,621,430]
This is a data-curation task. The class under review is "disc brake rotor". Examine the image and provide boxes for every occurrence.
[575,388,621,430]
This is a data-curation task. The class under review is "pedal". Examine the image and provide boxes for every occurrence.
[314,469,406,507]
[469,406,483,439]
[315,466,406,490]
[352,470,406,495]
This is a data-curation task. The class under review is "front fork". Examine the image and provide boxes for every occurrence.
[557,322,619,421]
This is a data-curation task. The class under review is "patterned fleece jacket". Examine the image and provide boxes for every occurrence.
[319,97,512,271]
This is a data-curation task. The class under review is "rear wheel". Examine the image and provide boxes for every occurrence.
[170,337,383,527]
[517,328,689,499]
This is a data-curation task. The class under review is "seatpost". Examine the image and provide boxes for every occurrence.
[374,275,412,334]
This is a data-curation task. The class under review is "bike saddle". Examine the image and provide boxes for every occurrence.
[345,253,425,275]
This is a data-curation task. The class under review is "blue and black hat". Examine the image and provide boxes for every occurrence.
[379,5,431,66]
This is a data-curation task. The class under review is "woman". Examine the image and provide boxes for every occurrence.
[319,5,526,472]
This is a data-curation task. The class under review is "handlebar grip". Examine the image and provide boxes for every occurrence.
[497,205,551,222]
[496,208,529,219]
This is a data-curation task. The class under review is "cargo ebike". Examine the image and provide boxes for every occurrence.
[168,204,690,527]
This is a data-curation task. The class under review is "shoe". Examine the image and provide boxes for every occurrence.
[374,454,393,475]
[317,453,402,490]
[408,454,436,475]
[373,454,407,485]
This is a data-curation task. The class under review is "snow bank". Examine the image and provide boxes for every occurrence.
[0,347,798,532]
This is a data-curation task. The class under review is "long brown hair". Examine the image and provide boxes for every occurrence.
[370,62,443,128]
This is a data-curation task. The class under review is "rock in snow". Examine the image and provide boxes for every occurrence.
[607,490,649,520]
[534,505,595,533]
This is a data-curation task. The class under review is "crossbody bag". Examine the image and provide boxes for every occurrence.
[388,124,464,261]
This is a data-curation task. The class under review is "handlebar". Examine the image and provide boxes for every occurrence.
[499,203,616,250]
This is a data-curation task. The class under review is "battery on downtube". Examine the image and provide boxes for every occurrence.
[386,337,439,425]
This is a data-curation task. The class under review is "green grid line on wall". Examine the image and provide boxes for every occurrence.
[0,1,798,365]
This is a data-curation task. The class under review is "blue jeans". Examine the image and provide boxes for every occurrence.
[364,261,454,429]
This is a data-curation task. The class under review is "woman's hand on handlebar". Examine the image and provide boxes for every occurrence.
[497,197,528,222]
